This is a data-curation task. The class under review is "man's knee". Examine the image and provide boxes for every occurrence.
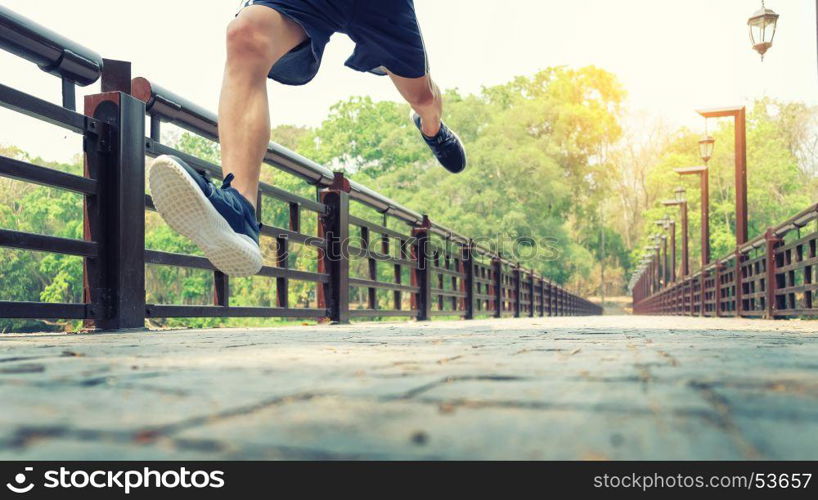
[405,86,437,109]
[226,16,275,62]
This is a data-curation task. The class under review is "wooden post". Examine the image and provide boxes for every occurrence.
[319,173,350,324]
[492,257,503,318]
[413,216,432,321]
[83,82,146,330]
[764,228,781,319]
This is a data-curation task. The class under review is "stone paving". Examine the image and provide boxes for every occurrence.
[1,315,817,460]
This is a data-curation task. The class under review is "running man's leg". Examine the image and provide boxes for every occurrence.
[390,71,466,173]
[219,5,307,207]
[388,71,442,137]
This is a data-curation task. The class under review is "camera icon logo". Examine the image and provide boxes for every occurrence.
[6,467,34,494]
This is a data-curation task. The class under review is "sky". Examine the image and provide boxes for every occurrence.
[1,0,817,163]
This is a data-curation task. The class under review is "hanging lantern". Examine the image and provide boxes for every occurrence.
[699,136,715,164]
[747,1,779,61]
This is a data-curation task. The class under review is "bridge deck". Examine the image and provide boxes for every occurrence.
[1,316,817,460]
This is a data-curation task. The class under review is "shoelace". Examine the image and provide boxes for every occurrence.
[221,173,235,189]
[221,173,261,230]
[187,166,235,190]
[186,168,260,230]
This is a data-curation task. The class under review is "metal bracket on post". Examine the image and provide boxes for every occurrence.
[764,228,781,319]
[61,78,76,110]
[82,77,146,331]
[318,172,350,324]
[412,215,433,321]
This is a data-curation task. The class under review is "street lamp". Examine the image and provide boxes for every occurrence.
[748,1,779,61]
[697,106,748,245]
[663,188,690,277]
[652,234,668,289]
[656,215,676,284]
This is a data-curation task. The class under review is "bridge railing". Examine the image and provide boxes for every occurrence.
[633,203,818,319]
[0,7,601,331]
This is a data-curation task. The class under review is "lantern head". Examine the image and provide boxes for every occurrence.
[748,4,779,60]
[699,136,715,163]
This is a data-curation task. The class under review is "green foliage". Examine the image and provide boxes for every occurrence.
[300,67,628,292]
[0,146,84,332]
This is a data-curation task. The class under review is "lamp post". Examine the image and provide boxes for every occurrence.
[652,234,667,289]
[645,244,660,293]
[748,1,779,61]
[653,243,662,293]
[696,106,748,246]
[662,187,689,278]
[662,216,676,283]
[661,234,669,287]
[674,165,710,268]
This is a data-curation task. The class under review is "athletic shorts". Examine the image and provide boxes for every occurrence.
[236,0,429,85]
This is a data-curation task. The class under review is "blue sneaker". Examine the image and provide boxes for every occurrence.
[149,155,263,277]
[412,112,467,173]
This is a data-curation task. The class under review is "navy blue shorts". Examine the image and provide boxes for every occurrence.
[237,0,429,86]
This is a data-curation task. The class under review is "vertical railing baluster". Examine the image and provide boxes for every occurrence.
[361,226,377,310]
[450,253,458,312]
[435,250,443,311]
[735,249,744,318]
[463,241,475,319]
[214,272,229,308]
[513,266,521,318]
[529,272,535,318]
[396,238,407,311]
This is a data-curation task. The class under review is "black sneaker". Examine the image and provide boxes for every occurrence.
[412,112,467,173]
[149,155,263,277]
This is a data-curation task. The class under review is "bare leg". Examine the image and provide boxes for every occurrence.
[388,72,442,137]
[219,6,306,207]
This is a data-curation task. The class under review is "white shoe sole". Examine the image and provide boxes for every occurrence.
[149,156,263,277]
